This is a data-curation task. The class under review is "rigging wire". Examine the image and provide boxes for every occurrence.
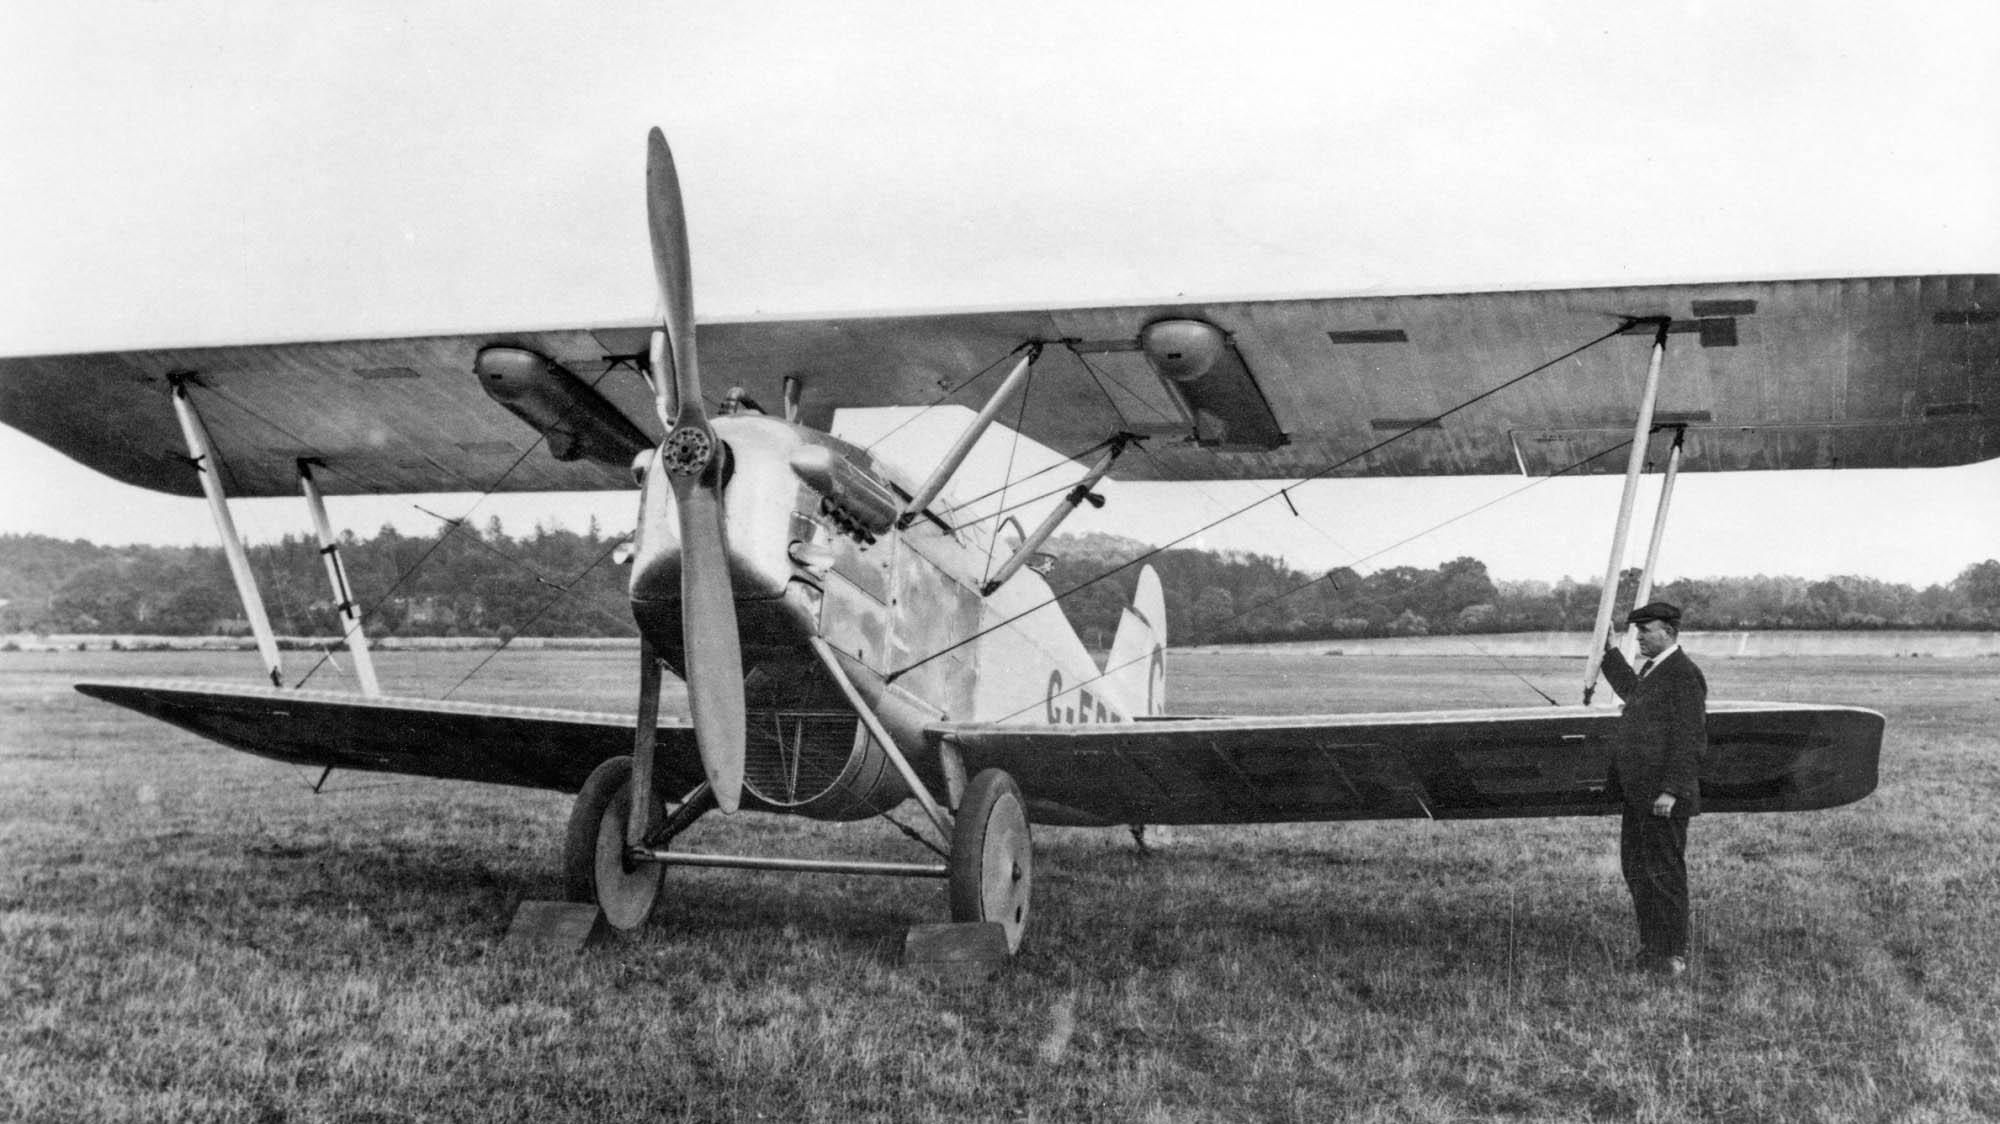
[438,531,635,700]
[948,470,1096,528]
[981,358,1037,586]
[877,809,950,859]
[180,362,636,693]
[887,320,1636,683]
[281,458,546,691]
[981,434,1640,723]
[1063,343,1365,566]
[945,432,1125,513]
[178,385,388,690]
[855,343,1032,457]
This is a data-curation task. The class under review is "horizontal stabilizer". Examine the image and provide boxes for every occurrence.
[934,700,1881,826]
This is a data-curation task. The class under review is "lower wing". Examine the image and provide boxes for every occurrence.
[936,702,1881,826]
[81,681,1880,826]
[76,679,702,794]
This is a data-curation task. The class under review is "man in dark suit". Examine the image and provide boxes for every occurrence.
[1599,601,1706,977]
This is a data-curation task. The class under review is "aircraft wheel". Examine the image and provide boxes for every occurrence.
[563,756,665,932]
[949,768,1033,953]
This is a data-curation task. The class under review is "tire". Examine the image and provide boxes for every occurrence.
[562,756,665,931]
[948,768,1033,953]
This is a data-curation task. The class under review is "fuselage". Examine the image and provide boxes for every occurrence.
[627,412,1130,819]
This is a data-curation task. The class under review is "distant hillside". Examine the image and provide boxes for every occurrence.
[2,531,1995,643]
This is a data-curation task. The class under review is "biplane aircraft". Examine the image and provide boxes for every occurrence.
[3,130,1995,952]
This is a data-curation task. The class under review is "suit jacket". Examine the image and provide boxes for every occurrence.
[1600,647,1707,816]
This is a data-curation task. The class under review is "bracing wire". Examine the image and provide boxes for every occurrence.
[888,320,1636,683]
[950,475,1097,533]
[181,362,632,694]
[946,432,1124,514]
[438,531,636,700]
[856,343,1032,457]
[982,434,1641,722]
[981,359,1037,586]
[1063,343,1365,566]
[878,809,950,859]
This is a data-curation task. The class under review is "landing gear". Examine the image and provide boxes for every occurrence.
[564,757,665,932]
[949,768,1033,953]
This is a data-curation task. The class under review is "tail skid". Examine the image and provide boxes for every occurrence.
[1100,565,1167,718]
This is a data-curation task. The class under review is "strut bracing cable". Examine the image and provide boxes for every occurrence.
[984,434,1640,720]
[888,321,1635,683]
[234,359,634,691]
[1063,343,1363,565]
[439,532,635,700]
[981,358,1038,585]
[945,433,1125,515]
[856,343,1033,457]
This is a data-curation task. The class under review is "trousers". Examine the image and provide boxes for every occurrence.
[1620,805,1689,959]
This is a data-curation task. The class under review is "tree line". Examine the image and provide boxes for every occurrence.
[1043,534,2000,645]
[2,527,1996,645]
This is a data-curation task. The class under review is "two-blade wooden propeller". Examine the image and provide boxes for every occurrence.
[645,127,746,813]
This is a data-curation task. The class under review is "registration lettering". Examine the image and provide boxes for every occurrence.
[1045,670,1118,725]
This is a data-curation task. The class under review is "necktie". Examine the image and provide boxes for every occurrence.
[1639,658,1655,679]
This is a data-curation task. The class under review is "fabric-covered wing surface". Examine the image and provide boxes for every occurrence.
[0,330,667,497]
[76,679,706,795]
[4,275,1993,495]
[936,701,1882,826]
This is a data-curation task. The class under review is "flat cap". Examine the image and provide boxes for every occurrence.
[1625,601,1682,626]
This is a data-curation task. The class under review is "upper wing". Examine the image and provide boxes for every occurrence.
[4,274,1994,495]
[936,701,1882,825]
[0,329,667,497]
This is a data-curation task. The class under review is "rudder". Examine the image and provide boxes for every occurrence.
[1101,565,1166,717]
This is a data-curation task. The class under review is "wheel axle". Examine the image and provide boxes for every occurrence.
[628,849,947,878]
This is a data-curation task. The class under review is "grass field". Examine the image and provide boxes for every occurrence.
[3,646,1997,1122]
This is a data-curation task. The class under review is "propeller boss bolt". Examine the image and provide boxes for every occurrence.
[663,426,715,476]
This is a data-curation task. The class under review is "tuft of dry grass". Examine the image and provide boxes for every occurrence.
[3,647,1998,1121]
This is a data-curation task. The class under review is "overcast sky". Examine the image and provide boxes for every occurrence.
[2,2,1995,586]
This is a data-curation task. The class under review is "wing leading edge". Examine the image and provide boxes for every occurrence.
[5,275,1993,496]
[936,701,1882,826]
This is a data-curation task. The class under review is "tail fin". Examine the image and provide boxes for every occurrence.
[1102,565,1167,718]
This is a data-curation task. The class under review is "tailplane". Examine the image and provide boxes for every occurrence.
[1102,565,1167,717]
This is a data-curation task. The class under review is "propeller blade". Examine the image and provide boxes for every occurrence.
[647,129,746,813]
[669,453,746,813]
[646,127,700,430]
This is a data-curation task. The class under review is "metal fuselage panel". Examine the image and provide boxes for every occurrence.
[624,411,1130,817]
[629,414,806,648]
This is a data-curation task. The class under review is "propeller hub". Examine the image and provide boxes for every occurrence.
[662,425,716,476]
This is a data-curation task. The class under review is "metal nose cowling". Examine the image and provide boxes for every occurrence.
[646,127,747,814]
